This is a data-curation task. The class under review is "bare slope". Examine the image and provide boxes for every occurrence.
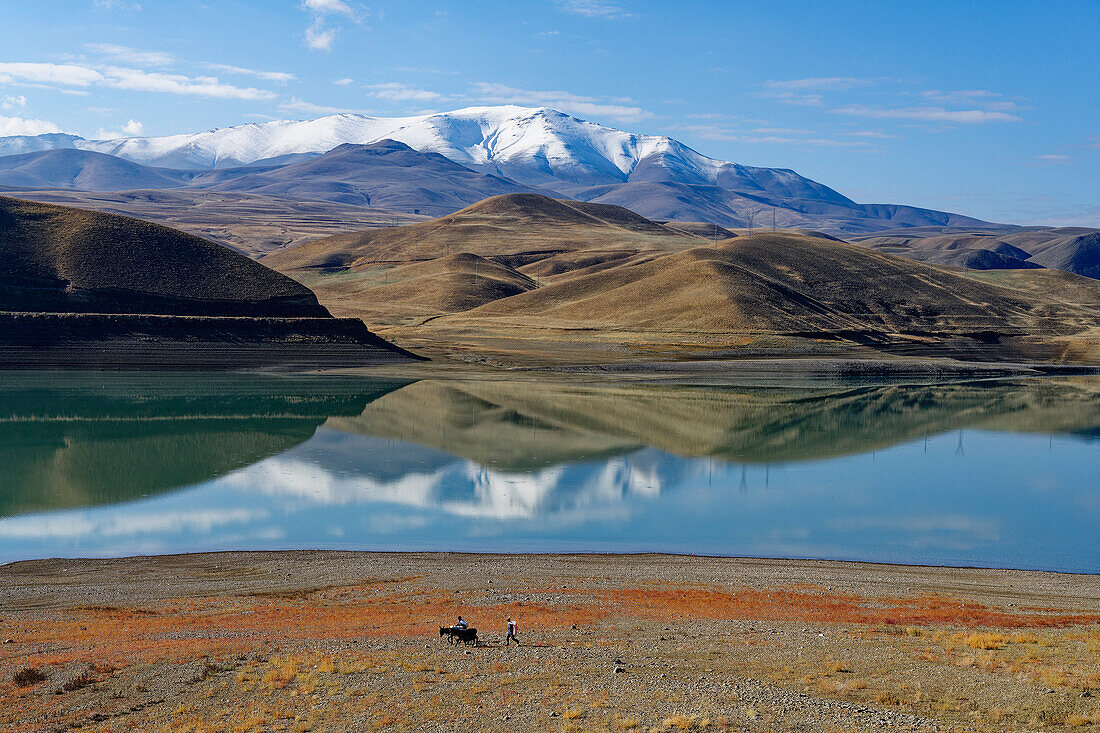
[1,188,429,256]
[263,195,1100,363]
[262,193,701,326]
[0,195,322,316]
[263,193,693,271]
[0,196,417,368]
[453,232,1090,335]
[856,227,1100,279]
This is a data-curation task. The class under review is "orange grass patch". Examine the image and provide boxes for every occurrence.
[588,586,1100,629]
[2,581,1096,673]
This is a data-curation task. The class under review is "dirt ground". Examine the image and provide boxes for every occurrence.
[2,552,1099,732]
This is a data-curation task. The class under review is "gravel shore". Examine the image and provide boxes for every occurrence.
[3,552,1099,732]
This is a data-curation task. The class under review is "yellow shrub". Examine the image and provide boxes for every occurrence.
[964,633,1008,650]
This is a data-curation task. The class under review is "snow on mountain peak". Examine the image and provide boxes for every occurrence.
[0,105,856,205]
[34,105,721,183]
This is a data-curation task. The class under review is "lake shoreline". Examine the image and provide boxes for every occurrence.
[4,550,1098,612]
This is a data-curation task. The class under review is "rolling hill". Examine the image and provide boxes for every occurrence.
[0,188,429,256]
[0,105,1009,234]
[264,193,1100,364]
[261,193,704,324]
[854,227,1100,279]
[0,196,416,368]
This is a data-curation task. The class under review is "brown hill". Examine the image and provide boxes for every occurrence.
[854,227,1100,279]
[0,195,323,316]
[262,193,694,271]
[264,194,1100,364]
[4,188,429,256]
[262,193,701,327]
[458,233,1052,331]
[0,195,416,368]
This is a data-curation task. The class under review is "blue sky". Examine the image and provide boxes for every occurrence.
[1,0,1097,225]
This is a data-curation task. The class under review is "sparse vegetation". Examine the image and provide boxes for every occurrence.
[12,667,47,686]
[2,553,1098,731]
[62,669,96,692]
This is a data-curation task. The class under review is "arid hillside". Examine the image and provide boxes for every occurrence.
[264,193,1100,364]
[0,195,323,317]
[2,188,429,256]
[853,227,1100,279]
[0,196,416,368]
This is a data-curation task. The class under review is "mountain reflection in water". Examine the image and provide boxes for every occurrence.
[0,374,1097,570]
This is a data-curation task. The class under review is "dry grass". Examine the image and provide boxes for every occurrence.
[62,669,96,692]
[963,633,1009,650]
[3,561,1099,733]
[12,667,47,686]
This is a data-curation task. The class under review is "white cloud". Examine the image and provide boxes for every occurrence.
[557,0,633,19]
[765,77,873,90]
[300,0,361,51]
[748,126,815,135]
[102,66,276,100]
[1029,154,1071,166]
[85,43,174,66]
[202,63,296,83]
[468,82,652,123]
[0,508,265,540]
[0,61,275,100]
[305,25,338,50]
[0,114,63,135]
[302,0,355,15]
[279,97,361,115]
[831,104,1021,123]
[96,118,144,138]
[759,91,824,107]
[844,129,895,139]
[0,62,104,87]
[919,89,1015,107]
[368,82,445,102]
[391,66,461,75]
[681,123,875,148]
[333,77,354,85]
[93,0,142,10]
[1,95,27,109]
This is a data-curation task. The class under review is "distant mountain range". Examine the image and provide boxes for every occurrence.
[852,228,1100,280]
[0,105,998,233]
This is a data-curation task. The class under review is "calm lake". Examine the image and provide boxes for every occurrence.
[1,371,1097,572]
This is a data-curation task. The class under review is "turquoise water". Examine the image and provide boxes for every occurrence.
[1,372,1097,571]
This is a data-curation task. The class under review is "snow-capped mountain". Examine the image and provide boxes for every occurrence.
[0,106,998,232]
[0,106,849,200]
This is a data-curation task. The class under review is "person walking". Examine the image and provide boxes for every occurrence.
[505,617,520,646]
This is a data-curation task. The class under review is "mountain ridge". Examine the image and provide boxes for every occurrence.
[0,106,1004,233]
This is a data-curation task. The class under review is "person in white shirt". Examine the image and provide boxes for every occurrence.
[505,617,519,646]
